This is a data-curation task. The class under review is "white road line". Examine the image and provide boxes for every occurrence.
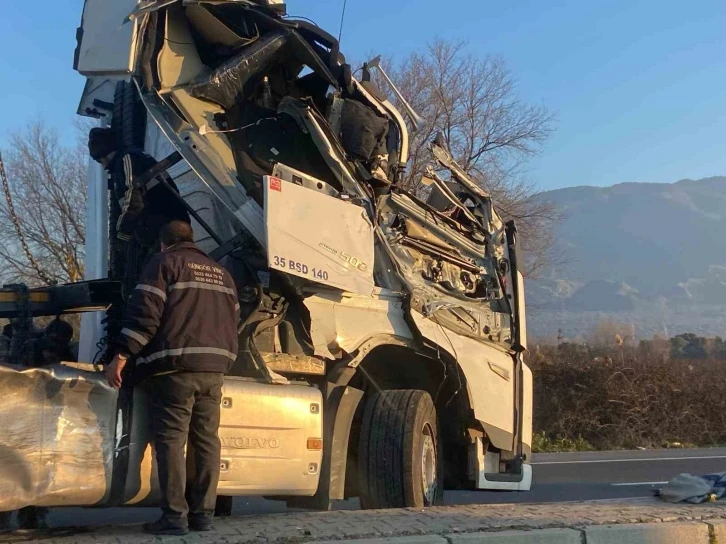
[611,481,668,487]
[547,496,652,503]
[582,496,652,501]
[532,455,726,465]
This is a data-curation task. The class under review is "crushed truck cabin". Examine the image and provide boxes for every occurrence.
[0,0,532,513]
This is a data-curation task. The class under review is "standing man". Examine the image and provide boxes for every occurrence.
[88,127,192,366]
[87,127,190,250]
[105,220,240,536]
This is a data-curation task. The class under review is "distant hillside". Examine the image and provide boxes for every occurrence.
[527,176,726,339]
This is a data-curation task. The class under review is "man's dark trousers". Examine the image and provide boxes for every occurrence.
[146,371,224,523]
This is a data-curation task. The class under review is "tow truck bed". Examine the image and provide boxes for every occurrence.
[0,280,121,318]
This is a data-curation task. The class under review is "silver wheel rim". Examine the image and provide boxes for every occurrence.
[421,423,437,504]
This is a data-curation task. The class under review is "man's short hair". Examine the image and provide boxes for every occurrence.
[160,220,194,246]
[88,127,118,162]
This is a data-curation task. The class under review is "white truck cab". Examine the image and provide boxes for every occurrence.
[0,0,532,514]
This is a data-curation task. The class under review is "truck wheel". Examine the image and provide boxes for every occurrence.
[214,495,233,517]
[358,389,444,509]
[112,80,146,149]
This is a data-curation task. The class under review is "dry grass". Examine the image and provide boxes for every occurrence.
[529,344,726,450]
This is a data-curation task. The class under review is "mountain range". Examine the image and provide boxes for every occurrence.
[526,176,726,340]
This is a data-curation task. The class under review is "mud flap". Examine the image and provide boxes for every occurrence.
[286,385,363,509]
[108,385,134,506]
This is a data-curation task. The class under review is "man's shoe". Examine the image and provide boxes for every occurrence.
[189,515,213,532]
[143,516,189,536]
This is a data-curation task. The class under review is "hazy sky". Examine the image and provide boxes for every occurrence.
[0,0,724,190]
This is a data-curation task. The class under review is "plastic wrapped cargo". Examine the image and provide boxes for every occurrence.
[189,30,290,110]
[0,364,117,512]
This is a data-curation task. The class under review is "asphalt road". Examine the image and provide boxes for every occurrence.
[456,447,726,505]
[41,448,726,528]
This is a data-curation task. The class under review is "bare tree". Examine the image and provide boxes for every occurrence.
[0,122,87,285]
[588,318,636,349]
[381,40,559,276]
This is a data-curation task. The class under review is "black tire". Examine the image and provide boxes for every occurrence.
[0,511,12,531]
[214,495,233,517]
[112,80,147,150]
[112,81,127,146]
[358,389,444,509]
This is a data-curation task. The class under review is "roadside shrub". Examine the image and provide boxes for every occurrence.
[532,431,595,452]
[529,345,726,450]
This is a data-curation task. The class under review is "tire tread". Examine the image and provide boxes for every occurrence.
[358,389,440,509]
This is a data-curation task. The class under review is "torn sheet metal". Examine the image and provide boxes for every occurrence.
[410,312,515,451]
[304,290,412,358]
[139,87,266,247]
[0,364,117,511]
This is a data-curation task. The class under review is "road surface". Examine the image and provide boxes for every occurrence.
[43,447,726,528]
[456,447,726,504]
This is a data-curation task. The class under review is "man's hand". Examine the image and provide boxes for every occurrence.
[106,354,128,389]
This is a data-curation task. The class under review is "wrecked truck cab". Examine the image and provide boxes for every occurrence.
[0,0,531,513]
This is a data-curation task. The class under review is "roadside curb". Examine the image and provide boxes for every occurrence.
[446,528,582,543]
[292,522,720,544]
[8,498,726,544]
[584,521,710,543]
[316,537,449,544]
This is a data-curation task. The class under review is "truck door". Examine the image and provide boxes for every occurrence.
[74,0,141,76]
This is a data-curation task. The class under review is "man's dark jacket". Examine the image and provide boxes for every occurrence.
[115,242,240,381]
[109,149,190,242]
